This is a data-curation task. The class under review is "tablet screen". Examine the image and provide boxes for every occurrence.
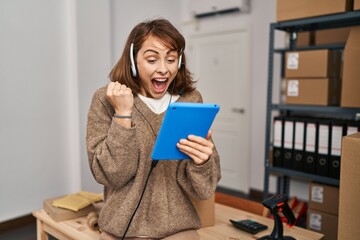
[151,102,220,160]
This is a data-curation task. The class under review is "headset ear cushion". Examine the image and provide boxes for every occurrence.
[178,54,183,70]
[130,43,137,77]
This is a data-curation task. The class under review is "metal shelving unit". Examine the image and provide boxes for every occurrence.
[263,11,360,199]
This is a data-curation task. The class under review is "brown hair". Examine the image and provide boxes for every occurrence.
[108,18,195,95]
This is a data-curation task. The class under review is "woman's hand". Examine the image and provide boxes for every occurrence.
[106,82,134,127]
[176,130,215,166]
[106,82,134,114]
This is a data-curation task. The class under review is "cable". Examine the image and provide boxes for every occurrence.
[120,103,159,240]
[120,160,158,240]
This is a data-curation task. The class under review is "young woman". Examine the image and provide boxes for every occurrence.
[86,18,221,240]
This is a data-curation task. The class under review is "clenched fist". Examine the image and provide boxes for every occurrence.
[106,82,134,127]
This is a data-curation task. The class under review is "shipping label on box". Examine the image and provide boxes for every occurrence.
[311,185,324,203]
[287,80,299,96]
[287,53,299,69]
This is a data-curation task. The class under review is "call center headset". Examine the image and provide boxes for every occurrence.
[129,41,183,77]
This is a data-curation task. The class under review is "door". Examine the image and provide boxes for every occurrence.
[188,29,250,193]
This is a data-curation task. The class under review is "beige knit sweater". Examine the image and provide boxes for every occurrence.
[86,86,221,238]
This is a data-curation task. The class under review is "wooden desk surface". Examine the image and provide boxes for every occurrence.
[33,203,323,240]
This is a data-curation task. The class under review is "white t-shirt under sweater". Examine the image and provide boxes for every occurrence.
[138,92,179,114]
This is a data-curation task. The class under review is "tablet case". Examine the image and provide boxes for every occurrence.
[151,102,220,160]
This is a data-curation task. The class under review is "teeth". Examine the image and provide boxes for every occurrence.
[154,78,167,82]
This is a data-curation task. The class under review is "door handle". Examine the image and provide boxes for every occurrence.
[232,108,245,114]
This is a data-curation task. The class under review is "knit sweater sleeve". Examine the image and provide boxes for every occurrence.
[86,87,139,188]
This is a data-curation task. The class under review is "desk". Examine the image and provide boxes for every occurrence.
[33,203,323,240]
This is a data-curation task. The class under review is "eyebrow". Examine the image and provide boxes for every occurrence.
[143,49,177,55]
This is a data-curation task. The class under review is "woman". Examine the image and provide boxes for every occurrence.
[86,18,221,240]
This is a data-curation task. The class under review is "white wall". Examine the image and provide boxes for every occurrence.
[0,0,80,221]
[77,0,112,193]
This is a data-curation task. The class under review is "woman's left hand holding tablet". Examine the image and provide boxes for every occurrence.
[106,82,134,128]
[177,130,214,166]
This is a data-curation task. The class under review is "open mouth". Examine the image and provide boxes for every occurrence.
[152,78,168,93]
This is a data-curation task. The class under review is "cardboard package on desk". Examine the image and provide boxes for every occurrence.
[44,196,96,222]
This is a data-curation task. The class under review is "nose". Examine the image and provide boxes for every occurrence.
[156,60,168,74]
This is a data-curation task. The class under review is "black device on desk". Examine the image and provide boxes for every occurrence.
[230,219,268,234]
[258,195,296,240]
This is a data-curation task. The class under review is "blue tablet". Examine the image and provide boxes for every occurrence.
[151,102,220,160]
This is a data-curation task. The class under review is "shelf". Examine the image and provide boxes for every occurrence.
[263,10,360,199]
[272,11,360,32]
[274,43,345,53]
[272,104,360,115]
[269,167,340,186]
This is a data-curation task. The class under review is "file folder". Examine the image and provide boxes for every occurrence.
[316,119,331,177]
[304,118,318,174]
[293,118,306,172]
[346,121,360,135]
[283,117,295,169]
[330,120,345,179]
[273,116,284,167]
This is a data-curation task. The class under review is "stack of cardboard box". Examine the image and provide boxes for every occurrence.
[284,49,342,106]
[277,0,360,108]
[307,183,339,240]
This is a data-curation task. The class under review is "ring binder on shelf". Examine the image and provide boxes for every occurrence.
[293,118,306,172]
[304,118,318,174]
[346,121,360,135]
[273,116,284,167]
[283,117,295,169]
[330,120,345,179]
[316,119,331,177]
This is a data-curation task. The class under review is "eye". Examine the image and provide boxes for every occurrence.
[147,58,157,64]
[166,57,176,63]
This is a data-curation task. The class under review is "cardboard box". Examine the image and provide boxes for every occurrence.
[43,196,96,222]
[338,133,360,239]
[190,194,215,227]
[341,27,360,107]
[286,31,313,47]
[285,50,341,78]
[285,78,341,106]
[355,0,360,10]
[315,27,351,45]
[308,182,339,215]
[307,209,338,240]
[277,0,353,22]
